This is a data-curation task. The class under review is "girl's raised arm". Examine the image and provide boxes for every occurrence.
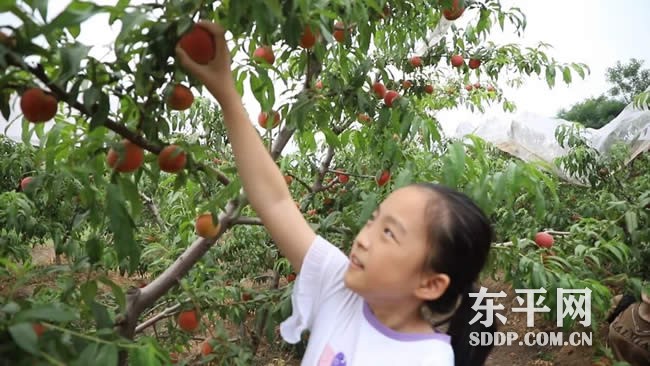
[176,22,315,272]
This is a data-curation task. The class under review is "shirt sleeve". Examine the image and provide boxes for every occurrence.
[279,235,349,344]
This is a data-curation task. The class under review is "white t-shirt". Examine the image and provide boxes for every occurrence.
[280,235,454,366]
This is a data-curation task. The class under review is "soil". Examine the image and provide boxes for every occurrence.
[6,244,614,366]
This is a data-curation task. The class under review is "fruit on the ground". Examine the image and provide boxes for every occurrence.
[441,0,465,20]
[571,213,581,222]
[168,84,194,111]
[315,80,323,89]
[372,82,387,98]
[336,171,349,183]
[333,22,346,43]
[177,309,200,332]
[410,56,423,68]
[178,25,215,65]
[300,26,318,48]
[20,88,58,123]
[258,110,280,129]
[20,177,33,191]
[107,139,145,173]
[201,339,213,355]
[158,145,187,173]
[287,273,297,282]
[534,232,554,248]
[450,55,464,67]
[195,213,220,238]
[284,175,293,185]
[307,209,317,216]
[598,167,609,177]
[32,323,45,337]
[253,45,275,65]
[402,80,413,89]
[376,170,391,186]
[384,90,400,107]
[169,353,179,364]
[468,58,481,69]
[242,293,252,301]
[357,113,371,124]
[424,85,434,94]
[213,158,222,164]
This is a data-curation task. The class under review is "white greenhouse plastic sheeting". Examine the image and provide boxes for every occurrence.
[450,99,650,185]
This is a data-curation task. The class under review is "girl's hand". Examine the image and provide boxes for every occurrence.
[175,21,237,103]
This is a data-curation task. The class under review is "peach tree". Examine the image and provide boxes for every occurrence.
[0,0,620,365]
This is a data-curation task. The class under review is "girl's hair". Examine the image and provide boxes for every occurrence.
[413,183,496,366]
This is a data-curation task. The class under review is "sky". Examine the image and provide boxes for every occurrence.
[1,0,649,143]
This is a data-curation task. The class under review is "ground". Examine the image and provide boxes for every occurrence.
[3,243,614,365]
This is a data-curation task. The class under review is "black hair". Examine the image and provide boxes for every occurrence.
[413,183,496,366]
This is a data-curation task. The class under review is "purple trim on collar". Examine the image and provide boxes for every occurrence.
[362,302,451,343]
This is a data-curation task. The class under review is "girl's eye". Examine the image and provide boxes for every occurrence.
[383,227,394,238]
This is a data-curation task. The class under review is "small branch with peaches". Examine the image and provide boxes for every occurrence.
[7,54,233,186]
[326,169,376,180]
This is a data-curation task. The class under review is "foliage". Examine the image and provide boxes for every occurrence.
[556,95,626,129]
[606,58,650,103]
[0,1,645,365]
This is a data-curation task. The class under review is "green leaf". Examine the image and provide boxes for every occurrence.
[74,343,100,366]
[545,66,556,88]
[96,344,118,366]
[42,1,105,35]
[358,193,378,227]
[393,167,413,189]
[105,183,140,273]
[624,210,638,234]
[9,323,39,355]
[89,92,110,129]
[98,276,126,310]
[109,0,130,25]
[85,235,103,264]
[562,66,572,84]
[0,0,15,12]
[15,304,78,323]
[119,176,143,219]
[90,301,113,330]
[80,281,98,305]
[83,85,101,111]
[571,63,586,79]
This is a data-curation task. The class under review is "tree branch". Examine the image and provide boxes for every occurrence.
[140,192,165,229]
[134,303,180,334]
[312,146,336,192]
[8,55,161,154]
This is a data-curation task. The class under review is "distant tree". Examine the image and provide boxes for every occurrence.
[557,58,650,128]
[606,58,650,103]
[557,95,626,129]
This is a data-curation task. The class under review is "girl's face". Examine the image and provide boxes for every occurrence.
[344,186,441,303]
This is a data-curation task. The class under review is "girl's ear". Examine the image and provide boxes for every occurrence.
[414,272,450,301]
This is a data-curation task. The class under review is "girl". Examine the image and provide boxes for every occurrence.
[176,21,496,366]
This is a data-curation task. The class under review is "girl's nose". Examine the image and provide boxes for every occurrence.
[354,227,371,250]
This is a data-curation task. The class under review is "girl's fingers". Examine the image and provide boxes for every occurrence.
[196,20,225,37]
[174,45,191,67]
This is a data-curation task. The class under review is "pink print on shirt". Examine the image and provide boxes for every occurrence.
[318,344,347,366]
